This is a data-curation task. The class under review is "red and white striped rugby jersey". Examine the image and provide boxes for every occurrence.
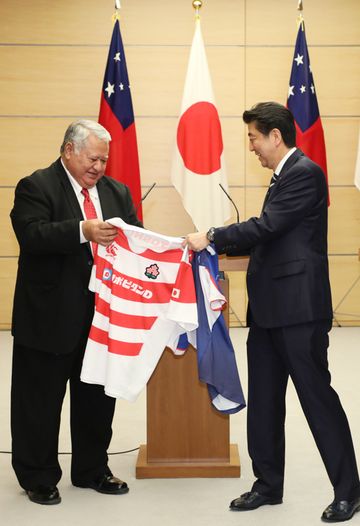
[80,217,198,402]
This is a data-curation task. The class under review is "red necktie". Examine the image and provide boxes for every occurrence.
[81,188,98,255]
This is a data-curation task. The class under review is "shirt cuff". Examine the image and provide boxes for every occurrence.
[79,221,87,244]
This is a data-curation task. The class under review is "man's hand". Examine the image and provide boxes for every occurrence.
[183,232,209,252]
[82,220,118,247]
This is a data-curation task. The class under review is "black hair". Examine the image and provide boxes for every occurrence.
[242,102,296,147]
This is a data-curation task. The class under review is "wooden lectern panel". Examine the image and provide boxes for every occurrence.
[146,346,229,463]
[135,257,249,478]
[136,342,240,477]
[218,254,249,272]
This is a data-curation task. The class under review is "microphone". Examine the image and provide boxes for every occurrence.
[219,183,240,223]
[135,182,156,213]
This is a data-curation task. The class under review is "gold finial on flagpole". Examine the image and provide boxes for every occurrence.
[113,0,121,22]
[192,0,203,20]
[297,0,304,29]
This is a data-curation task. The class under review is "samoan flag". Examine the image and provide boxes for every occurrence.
[98,20,143,220]
[179,247,246,414]
[287,21,329,203]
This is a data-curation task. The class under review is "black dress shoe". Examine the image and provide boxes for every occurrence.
[321,497,360,522]
[26,485,61,505]
[74,474,129,495]
[230,491,283,511]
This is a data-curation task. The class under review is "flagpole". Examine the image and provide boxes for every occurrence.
[192,0,202,20]
[113,0,121,22]
[297,0,304,29]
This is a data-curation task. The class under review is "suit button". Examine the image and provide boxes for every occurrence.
[87,260,93,266]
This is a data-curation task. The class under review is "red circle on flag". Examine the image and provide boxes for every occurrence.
[177,101,223,175]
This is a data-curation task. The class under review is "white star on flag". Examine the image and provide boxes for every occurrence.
[105,82,115,98]
[294,53,304,66]
[300,85,306,93]
[119,83,124,91]
[114,52,121,62]
[310,84,315,94]
[288,85,295,97]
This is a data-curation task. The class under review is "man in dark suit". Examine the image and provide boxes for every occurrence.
[185,102,360,522]
[10,119,142,505]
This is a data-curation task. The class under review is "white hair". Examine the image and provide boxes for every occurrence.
[60,120,111,154]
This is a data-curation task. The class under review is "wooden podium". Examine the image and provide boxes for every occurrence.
[135,256,249,478]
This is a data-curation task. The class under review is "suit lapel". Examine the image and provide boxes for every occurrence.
[278,148,303,179]
[261,149,304,213]
[55,158,93,257]
[56,159,84,220]
[97,176,117,220]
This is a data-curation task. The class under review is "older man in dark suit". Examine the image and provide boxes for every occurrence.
[10,120,142,505]
[185,102,360,523]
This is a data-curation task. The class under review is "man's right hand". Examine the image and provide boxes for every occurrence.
[82,219,118,247]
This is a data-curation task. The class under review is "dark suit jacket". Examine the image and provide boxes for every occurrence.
[213,149,333,328]
[10,158,142,354]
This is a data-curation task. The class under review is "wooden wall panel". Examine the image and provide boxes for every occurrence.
[0,0,359,328]
[0,118,67,186]
[143,187,243,238]
[122,0,246,46]
[226,272,247,328]
[222,119,246,187]
[328,188,360,254]
[244,188,268,220]
[142,187,195,237]
[323,118,360,186]
[0,47,106,116]
[245,47,292,109]
[0,46,244,118]
[226,188,246,224]
[0,259,17,329]
[0,190,18,257]
[246,0,360,45]
[0,0,245,46]
[220,189,248,327]
[1,115,246,189]
[0,0,112,45]
[311,48,360,116]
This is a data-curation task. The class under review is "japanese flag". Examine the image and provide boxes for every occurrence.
[171,19,231,232]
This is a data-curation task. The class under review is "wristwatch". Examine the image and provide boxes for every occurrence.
[206,227,216,242]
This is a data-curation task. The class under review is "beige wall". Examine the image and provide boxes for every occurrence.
[0,0,359,329]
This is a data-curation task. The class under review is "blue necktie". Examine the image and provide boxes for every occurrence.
[261,173,280,213]
[269,172,280,188]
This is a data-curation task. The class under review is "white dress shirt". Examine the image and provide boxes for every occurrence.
[274,147,297,176]
[61,159,103,244]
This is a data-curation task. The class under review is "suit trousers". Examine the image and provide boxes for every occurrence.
[11,333,116,490]
[247,320,360,501]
